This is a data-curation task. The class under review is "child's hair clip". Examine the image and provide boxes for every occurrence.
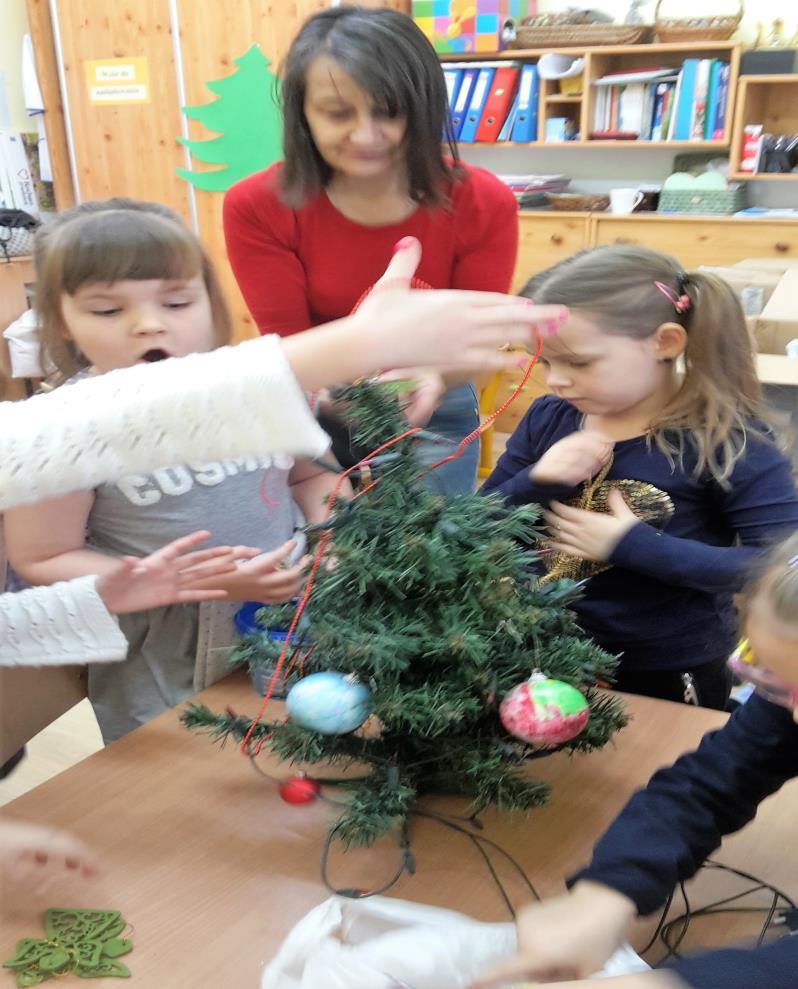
[654,279,691,314]
[788,554,798,570]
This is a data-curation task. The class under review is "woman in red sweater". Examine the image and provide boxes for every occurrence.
[223,6,519,494]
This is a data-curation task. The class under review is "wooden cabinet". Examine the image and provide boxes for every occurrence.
[592,215,798,269]
[515,213,798,282]
[514,213,591,290]
[513,212,798,278]
[729,75,798,180]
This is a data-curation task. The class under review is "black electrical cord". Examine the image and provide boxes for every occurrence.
[650,860,796,967]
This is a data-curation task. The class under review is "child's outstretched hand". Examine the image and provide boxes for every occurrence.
[188,539,311,605]
[1,820,99,892]
[96,530,255,614]
[356,236,569,373]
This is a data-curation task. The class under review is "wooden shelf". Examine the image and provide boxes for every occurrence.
[445,40,741,152]
[585,140,729,148]
[730,172,798,181]
[729,73,798,176]
[439,40,740,61]
[462,140,729,149]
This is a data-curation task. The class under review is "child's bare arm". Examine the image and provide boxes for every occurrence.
[290,458,352,526]
[5,491,118,585]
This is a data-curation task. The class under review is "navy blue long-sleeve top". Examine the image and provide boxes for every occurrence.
[571,694,798,988]
[481,396,798,671]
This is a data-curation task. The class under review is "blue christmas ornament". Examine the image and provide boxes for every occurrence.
[286,672,372,735]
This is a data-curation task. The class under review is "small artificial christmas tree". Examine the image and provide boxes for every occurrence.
[183,382,627,848]
[176,44,282,192]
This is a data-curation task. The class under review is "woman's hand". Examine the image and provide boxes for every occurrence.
[374,368,447,426]
[96,530,251,613]
[355,237,568,373]
[544,490,641,563]
[530,431,614,488]
[471,882,637,988]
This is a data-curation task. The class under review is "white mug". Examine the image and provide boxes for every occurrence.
[609,188,644,215]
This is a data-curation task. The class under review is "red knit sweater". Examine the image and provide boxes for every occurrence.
[223,161,519,336]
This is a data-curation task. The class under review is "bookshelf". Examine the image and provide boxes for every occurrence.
[442,41,741,149]
[729,75,798,180]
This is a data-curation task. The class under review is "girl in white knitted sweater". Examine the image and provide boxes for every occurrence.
[5,200,349,743]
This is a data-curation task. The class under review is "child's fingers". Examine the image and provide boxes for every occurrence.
[178,559,238,583]
[259,563,307,590]
[9,826,101,881]
[242,540,298,573]
[231,545,262,560]
[152,529,212,560]
[172,545,237,570]
[174,589,230,603]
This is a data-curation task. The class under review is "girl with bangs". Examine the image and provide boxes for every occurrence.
[483,244,798,710]
[223,5,519,495]
[5,199,349,743]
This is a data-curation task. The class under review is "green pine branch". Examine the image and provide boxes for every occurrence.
[184,381,628,846]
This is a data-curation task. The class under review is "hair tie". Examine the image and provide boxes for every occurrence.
[654,279,691,314]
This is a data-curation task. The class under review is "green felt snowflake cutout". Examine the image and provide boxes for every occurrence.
[3,910,132,985]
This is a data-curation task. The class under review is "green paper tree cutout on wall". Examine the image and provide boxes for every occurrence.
[177,44,283,192]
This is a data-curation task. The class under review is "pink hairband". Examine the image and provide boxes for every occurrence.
[654,280,691,314]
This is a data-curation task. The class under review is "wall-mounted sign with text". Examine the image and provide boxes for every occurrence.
[85,58,150,105]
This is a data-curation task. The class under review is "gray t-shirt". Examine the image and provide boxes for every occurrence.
[86,452,302,742]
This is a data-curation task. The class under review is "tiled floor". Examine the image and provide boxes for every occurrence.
[0,699,103,806]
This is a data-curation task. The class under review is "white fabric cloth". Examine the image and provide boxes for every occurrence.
[3,309,50,377]
[0,334,330,511]
[261,896,649,989]
[0,334,329,667]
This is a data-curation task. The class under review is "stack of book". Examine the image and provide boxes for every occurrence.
[498,173,571,203]
[591,59,731,142]
[444,62,538,143]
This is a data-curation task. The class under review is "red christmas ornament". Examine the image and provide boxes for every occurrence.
[499,673,590,747]
[279,776,321,805]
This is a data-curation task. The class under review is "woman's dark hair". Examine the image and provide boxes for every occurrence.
[279,6,459,208]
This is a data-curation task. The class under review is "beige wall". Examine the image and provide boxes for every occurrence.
[0,0,34,132]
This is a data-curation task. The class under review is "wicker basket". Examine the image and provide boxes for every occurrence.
[654,0,743,43]
[545,192,610,212]
[657,185,747,215]
[512,14,652,49]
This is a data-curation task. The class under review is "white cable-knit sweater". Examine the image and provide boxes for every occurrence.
[1,335,330,667]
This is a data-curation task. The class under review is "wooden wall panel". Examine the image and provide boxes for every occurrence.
[25,0,76,210]
[39,1,412,339]
[51,0,191,218]
[177,0,329,339]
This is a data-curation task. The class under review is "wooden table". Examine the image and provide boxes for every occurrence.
[2,674,796,987]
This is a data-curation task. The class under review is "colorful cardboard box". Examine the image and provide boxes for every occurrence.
[412,1,533,54]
